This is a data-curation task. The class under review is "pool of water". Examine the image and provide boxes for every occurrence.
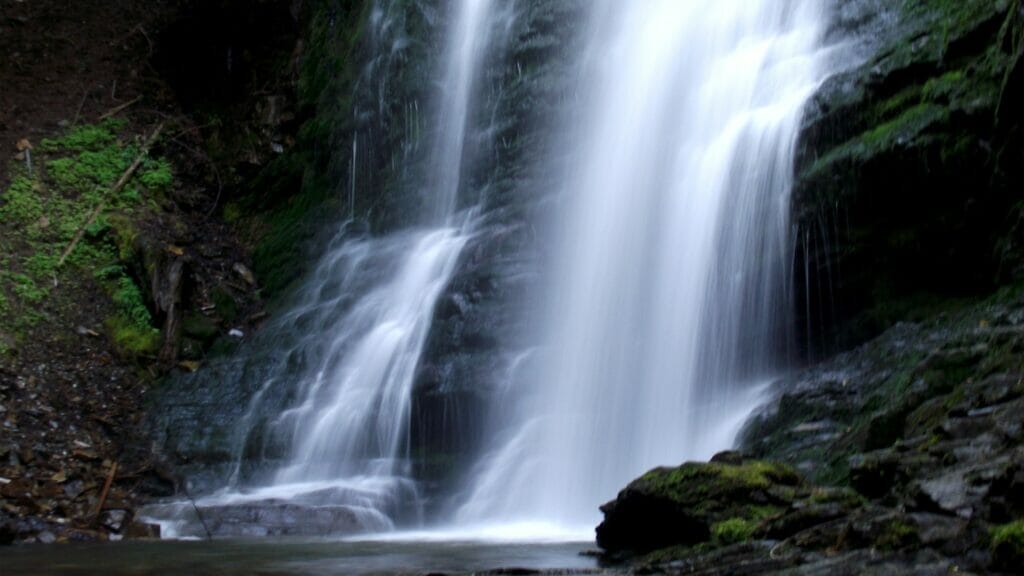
[2,538,602,575]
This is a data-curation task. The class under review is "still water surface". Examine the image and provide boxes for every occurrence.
[2,538,600,575]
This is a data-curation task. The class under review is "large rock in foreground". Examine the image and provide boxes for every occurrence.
[596,454,802,553]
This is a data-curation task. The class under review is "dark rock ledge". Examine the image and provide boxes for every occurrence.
[597,291,1024,575]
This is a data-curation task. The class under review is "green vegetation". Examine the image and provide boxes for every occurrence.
[641,460,801,499]
[875,520,920,551]
[0,176,45,225]
[106,316,161,356]
[639,544,711,566]
[798,0,1012,201]
[243,0,377,298]
[711,518,756,545]
[9,273,46,303]
[38,119,123,152]
[991,521,1024,551]
[804,103,949,184]
[112,275,154,329]
[991,520,1024,570]
[635,461,793,534]
[0,119,173,358]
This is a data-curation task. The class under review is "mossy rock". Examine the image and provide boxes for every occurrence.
[792,0,1024,357]
[596,454,800,553]
[874,518,921,552]
[182,313,220,343]
[991,520,1024,572]
[211,285,240,324]
[178,337,206,361]
[106,316,161,357]
[711,518,757,546]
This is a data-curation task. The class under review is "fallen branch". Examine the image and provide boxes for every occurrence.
[72,87,91,127]
[99,96,142,121]
[133,25,154,56]
[58,123,164,267]
[92,461,119,524]
[182,482,214,541]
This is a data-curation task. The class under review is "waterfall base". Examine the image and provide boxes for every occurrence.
[140,478,418,539]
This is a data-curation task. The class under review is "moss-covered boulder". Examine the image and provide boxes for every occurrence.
[595,453,801,553]
[991,520,1024,572]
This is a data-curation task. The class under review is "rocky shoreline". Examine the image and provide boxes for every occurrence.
[596,290,1024,574]
[0,0,308,544]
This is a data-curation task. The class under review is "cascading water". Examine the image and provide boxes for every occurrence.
[265,0,494,490]
[144,0,498,537]
[146,0,839,541]
[458,0,832,528]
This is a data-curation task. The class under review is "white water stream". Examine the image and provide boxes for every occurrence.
[458,0,832,528]
[144,0,497,538]
[147,0,837,540]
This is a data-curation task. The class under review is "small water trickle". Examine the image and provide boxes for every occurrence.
[143,0,500,537]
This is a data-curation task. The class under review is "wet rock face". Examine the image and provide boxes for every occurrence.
[742,293,1024,494]
[191,503,369,538]
[795,0,1024,358]
[602,292,1024,573]
[409,0,587,492]
[725,291,1024,573]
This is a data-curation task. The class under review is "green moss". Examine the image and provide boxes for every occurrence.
[112,275,153,329]
[138,158,173,192]
[23,251,60,279]
[183,313,220,343]
[0,118,179,356]
[711,518,757,545]
[804,104,950,185]
[106,315,160,356]
[899,0,1009,63]
[922,70,967,102]
[251,158,328,297]
[9,273,47,303]
[250,0,373,300]
[808,487,864,507]
[875,87,923,121]
[103,213,139,262]
[638,461,800,530]
[0,176,44,224]
[875,520,920,551]
[639,544,707,566]
[211,285,240,323]
[642,461,800,501]
[991,520,1024,552]
[864,104,948,147]
[38,119,124,153]
[94,264,125,280]
[47,145,134,194]
[222,202,243,223]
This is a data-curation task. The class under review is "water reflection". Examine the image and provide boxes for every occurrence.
[3,539,599,575]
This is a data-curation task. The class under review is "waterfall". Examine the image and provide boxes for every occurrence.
[269,0,494,488]
[143,0,499,537]
[458,0,831,528]
[146,0,838,540]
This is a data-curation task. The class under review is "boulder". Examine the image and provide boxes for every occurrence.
[990,520,1024,573]
[596,455,801,553]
